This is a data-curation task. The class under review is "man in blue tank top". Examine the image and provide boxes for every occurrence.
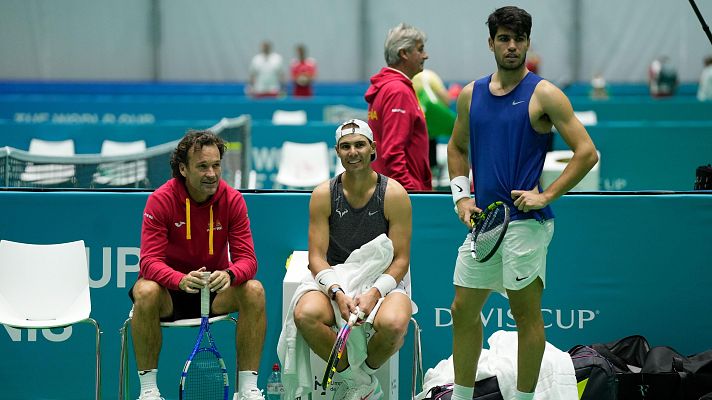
[293,119,414,400]
[447,7,598,400]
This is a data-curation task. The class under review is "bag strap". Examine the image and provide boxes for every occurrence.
[591,343,634,372]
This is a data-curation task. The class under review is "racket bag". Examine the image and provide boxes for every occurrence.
[421,378,503,400]
[567,344,618,400]
[695,164,712,190]
[639,346,712,400]
[590,335,712,400]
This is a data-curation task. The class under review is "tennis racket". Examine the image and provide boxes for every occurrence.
[179,272,229,400]
[321,307,364,390]
[470,201,510,263]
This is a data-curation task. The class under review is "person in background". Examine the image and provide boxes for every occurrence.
[131,130,266,400]
[365,23,432,191]
[290,44,317,97]
[590,73,609,100]
[697,55,712,101]
[248,41,285,97]
[525,49,540,75]
[412,69,456,188]
[648,56,678,98]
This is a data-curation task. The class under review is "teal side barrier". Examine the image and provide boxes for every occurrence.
[564,82,699,97]
[553,121,712,190]
[0,119,210,152]
[0,81,371,97]
[0,94,369,122]
[569,97,712,121]
[4,93,712,125]
[0,191,711,399]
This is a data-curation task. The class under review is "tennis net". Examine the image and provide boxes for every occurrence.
[0,115,251,189]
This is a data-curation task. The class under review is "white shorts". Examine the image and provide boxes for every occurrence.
[453,219,554,294]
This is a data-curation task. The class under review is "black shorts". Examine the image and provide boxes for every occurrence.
[128,283,218,322]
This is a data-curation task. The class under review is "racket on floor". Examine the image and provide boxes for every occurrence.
[321,307,364,390]
[179,272,229,400]
[470,201,510,263]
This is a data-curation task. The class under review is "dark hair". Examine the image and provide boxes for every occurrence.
[486,6,532,40]
[170,130,226,179]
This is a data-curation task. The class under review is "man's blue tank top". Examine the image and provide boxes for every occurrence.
[469,72,554,221]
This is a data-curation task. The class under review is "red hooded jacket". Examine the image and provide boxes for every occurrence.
[365,67,432,190]
[139,178,257,290]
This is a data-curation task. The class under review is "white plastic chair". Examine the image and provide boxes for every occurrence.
[0,239,101,400]
[275,141,331,189]
[272,109,307,125]
[282,251,423,400]
[541,150,601,191]
[574,110,598,126]
[92,140,148,187]
[118,308,237,400]
[19,138,76,185]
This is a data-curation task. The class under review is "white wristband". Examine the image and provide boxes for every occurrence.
[315,268,340,295]
[372,274,398,297]
[450,176,471,205]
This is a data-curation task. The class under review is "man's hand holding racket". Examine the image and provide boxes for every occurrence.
[331,286,360,324]
[178,267,231,294]
[455,196,481,228]
[353,288,380,318]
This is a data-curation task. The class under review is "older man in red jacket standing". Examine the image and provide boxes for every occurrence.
[365,23,432,191]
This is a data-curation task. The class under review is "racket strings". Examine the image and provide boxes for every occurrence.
[183,350,227,399]
[473,206,507,260]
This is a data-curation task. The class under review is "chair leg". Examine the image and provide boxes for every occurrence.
[223,316,239,394]
[117,314,238,400]
[81,318,102,400]
[410,317,424,400]
[119,317,131,400]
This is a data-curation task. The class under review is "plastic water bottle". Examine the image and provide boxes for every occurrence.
[266,363,284,400]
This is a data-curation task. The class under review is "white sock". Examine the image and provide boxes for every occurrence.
[238,370,259,394]
[138,369,159,394]
[513,389,534,400]
[452,384,474,400]
[362,361,379,376]
[338,366,370,385]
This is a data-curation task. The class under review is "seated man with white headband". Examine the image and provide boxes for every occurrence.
[293,119,413,400]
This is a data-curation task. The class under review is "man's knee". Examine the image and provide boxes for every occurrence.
[376,312,410,340]
[293,293,330,330]
[237,279,265,309]
[511,309,544,331]
[132,279,164,308]
[451,296,481,326]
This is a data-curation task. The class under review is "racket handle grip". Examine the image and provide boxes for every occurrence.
[348,307,365,325]
[200,271,210,317]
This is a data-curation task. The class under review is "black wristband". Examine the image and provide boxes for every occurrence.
[226,269,236,284]
[330,286,344,300]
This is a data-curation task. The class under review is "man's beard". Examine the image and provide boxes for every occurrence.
[497,54,526,71]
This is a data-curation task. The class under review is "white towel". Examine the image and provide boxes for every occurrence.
[278,234,408,400]
[416,330,577,400]
[415,353,496,400]
[487,330,577,400]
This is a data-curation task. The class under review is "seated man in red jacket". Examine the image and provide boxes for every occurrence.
[130,130,266,400]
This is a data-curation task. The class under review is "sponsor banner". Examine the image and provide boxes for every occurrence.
[0,192,710,399]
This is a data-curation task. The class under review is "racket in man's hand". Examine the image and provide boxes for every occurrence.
[321,307,365,390]
[470,201,510,263]
[179,272,229,400]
